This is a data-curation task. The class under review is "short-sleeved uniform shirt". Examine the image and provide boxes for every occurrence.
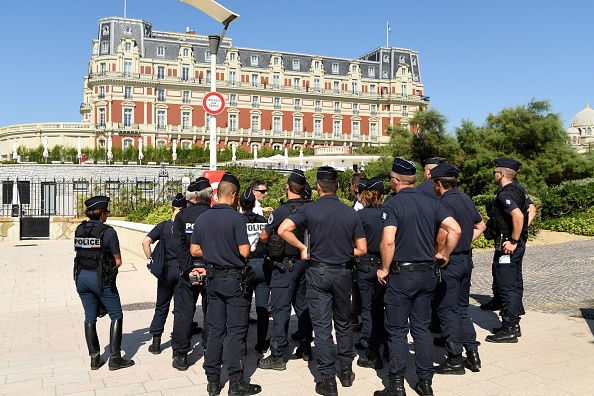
[288,194,365,264]
[191,204,249,269]
[85,219,121,255]
[264,198,304,235]
[440,188,483,253]
[147,219,177,261]
[416,179,440,200]
[358,205,384,258]
[495,181,532,237]
[382,189,450,262]
[173,201,210,272]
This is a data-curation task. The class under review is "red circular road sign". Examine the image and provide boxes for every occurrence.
[203,91,226,115]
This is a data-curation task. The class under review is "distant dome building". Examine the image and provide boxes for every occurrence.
[567,104,594,153]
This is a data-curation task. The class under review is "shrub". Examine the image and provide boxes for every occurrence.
[541,206,594,236]
[539,178,594,220]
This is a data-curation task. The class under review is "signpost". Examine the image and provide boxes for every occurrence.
[202,92,226,115]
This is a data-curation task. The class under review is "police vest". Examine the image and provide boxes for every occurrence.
[244,213,268,258]
[74,221,115,269]
[485,183,529,238]
[280,201,306,257]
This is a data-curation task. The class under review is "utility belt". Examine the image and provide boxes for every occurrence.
[389,261,435,274]
[354,256,381,273]
[266,255,300,273]
[450,250,472,256]
[309,260,353,270]
[192,259,207,269]
[206,264,255,297]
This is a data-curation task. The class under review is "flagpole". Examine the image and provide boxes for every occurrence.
[386,21,389,47]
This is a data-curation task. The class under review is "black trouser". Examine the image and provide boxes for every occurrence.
[355,264,386,350]
[203,274,251,382]
[434,254,479,356]
[150,262,180,336]
[269,259,312,355]
[384,266,436,380]
[172,272,208,353]
[493,241,525,326]
[306,264,356,379]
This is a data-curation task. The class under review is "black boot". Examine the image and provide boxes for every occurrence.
[228,376,262,396]
[84,322,105,370]
[315,378,338,396]
[108,319,135,370]
[435,354,465,375]
[207,379,221,396]
[480,297,502,311]
[464,350,481,372]
[357,348,384,369]
[485,325,518,343]
[148,335,161,355]
[338,365,355,387]
[373,374,405,396]
[491,324,521,337]
[296,341,312,361]
[258,354,286,371]
[172,352,188,371]
[414,379,433,396]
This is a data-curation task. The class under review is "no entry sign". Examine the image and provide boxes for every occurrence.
[203,91,226,115]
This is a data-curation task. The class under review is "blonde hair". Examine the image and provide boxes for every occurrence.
[172,206,182,221]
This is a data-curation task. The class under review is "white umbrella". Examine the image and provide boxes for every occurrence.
[138,137,144,162]
[107,136,113,161]
[284,148,288,167]
[299,148,304,167]
[360,160,365,170]
[77,137,82,161]
[172,139,177,162]
[43,136,49,161]
[231,143,237,163]
[254,145,258,161]
[12,138,18,161]
[11,179,20,206]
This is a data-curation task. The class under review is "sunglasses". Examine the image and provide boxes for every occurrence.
[493,170,502,175]
[389,176,400,182]
[254,189,268,194]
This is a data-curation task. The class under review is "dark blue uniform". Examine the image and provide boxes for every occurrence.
[171,201,210,355]
[192,204,251,383]
[288,194,365,380]
[382,189,450,380]
[355,205,387,364]
[264,198,312,357]
[76,220,122,323]
[416,179,440,200]
[147,219,181,337]
[434,188,482,356]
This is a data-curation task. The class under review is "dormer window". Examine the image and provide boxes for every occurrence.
[101,41,109,54]
[125,42,131,51]
[157,46,165,58]
[251,54,259,66]
[124,26,132,35]
[368,67,375,77]
[230,52,236,61]
[293,59,300,70]
[205,50,211,61]
[183,48,189,57]
[274,57,279,66]
[332,63,339,74]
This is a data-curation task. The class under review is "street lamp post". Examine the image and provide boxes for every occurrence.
[181,0,239,170]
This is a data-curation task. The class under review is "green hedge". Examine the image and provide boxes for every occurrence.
[541,206,594,236]
[539,178,594,220]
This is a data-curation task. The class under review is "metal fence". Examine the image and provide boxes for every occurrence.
[1,177,182,218]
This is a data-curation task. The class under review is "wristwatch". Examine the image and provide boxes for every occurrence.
[509,238,519,245]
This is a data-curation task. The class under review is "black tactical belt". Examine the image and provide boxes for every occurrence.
[213,268,241,277]
[358,257,381,266]
[309,260,353,270]
[390,261,434,274]
[192,259,206,268]
[282,256,300,262]
[450,250,471,256]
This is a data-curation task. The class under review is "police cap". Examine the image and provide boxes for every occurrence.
[365,177,385,192]
[194,176,211,191]
[494,158,522,171]
[240,188,256,205]
[288,169,306,185]
[85,195,110,210]
[172,192,187,208]
[357,178,368,193]
[303,182,312,199]
[317,166,337,180]
[392,157,417,175]
[430,164,460,179]
[423,157,446,167]
[187,182,198,192]
[221,172,241,191]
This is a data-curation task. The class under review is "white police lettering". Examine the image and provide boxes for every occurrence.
[246,223,267,252]
[74,237,102,249]
[268,214,274,224]
[185,222,194,234]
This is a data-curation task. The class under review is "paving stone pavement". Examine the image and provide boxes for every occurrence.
[0,239,593,396]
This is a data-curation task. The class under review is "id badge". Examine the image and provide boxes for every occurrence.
[498,254,511,264]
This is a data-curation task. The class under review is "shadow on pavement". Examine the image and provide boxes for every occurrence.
[579,307,594,340]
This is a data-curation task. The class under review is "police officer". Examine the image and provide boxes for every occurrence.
[171,177,212,370]
[258,169,313,371]
[351,172,367,211]
[142,193,187,355]
[416,157,446,200]
[279,166,367,396]
[74,196,134,371]
[239,188,271,354]
[375,158,461,396]
[484,158,536,343]
[190,173,262,396]
[354,177,387,370]
[430,164,486,374]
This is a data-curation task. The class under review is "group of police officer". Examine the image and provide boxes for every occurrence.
[74,154,534,396]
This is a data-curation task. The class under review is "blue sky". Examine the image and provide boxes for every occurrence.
[1,0,592,133]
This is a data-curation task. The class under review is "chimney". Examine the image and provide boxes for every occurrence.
[186,26,190,33]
